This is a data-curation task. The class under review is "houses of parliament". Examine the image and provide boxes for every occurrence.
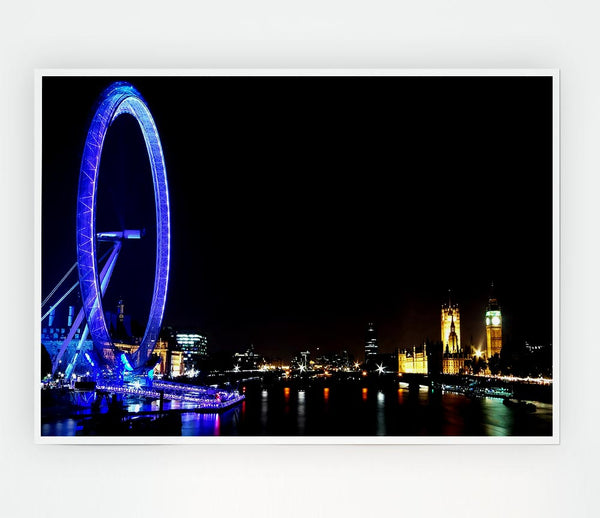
[397,289,503,375]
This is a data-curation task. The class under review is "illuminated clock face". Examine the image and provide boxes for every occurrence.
[492,316,501,326]
[486,317,490,325]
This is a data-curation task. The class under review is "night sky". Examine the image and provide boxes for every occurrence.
[42,75,553,360]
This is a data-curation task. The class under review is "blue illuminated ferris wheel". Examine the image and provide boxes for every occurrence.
[74,82,170,374]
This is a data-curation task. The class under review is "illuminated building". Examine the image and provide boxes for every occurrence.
[441,295,469,375]
[48,307,55,327]
[176,332,208,373]
[397,343,428,374]
[41,309,93,373]
[155,340,184,377]
[233,345,263,370]
[365,322,378,363]
[524,341,547,353]
[441,294,461,354]
[442,355,466,375]
[485,286,502,358]
[67,305,74,327]
[446,317,459,355]
[291,350,311,371]
[313,350,351,371]
[115,340,184,377]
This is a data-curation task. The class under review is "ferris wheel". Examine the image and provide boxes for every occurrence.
[42,82,170,378]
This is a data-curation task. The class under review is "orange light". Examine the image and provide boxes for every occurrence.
[324,387,330,402]
[362,387,368,401]
[362,370,367,377]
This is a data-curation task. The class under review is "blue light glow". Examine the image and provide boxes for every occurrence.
[84,352,95,367]
[76,82,170,372]
[120,353,134,372]
[95,379,245,409]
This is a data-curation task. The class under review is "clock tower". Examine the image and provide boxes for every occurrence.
[485,284,502,359]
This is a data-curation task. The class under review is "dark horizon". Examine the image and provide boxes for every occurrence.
[42,75,554,361]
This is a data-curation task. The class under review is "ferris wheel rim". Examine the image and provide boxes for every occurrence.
[76,82,170,373]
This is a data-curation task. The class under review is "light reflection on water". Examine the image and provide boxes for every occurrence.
[181,412,220,436]
[260,390,268,430]
[41,418,79,436]
[41,386,552,437]
[480,397,513,436]
[376,391,386,436]
[297,390,306,434]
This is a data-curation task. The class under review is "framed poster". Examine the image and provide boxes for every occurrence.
[35,70,558,444]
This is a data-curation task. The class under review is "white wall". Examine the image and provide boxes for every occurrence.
[1,1,598,517]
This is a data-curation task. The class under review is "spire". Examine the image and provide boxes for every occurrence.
[488,282,499,310]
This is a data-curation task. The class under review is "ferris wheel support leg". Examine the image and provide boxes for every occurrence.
[52,242,122,376]
[52,306,86,376]
[64,324,91,380]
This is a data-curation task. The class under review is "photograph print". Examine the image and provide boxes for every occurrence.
[38,70,557,442]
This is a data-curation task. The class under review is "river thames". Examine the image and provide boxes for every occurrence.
[42,382,552,437]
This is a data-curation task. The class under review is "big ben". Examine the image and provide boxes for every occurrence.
[485,285,502,358]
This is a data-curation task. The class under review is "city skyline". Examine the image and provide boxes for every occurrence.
[42,75,553,361]
[42,287,531,363]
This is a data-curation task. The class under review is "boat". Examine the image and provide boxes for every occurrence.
[433,382,513,399]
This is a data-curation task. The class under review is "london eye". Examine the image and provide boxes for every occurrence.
[42,82,170,379]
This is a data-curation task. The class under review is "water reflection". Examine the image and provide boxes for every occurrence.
[260,389,268,430]
[376,391,386,436]
[397,388,404,405]
[297,390,306,434]
[480,398,513,436]
[41,418,78,436]
[181,412,221,436]
[283,387,291,416]
[41,385,552,437]
[440,393,466,435]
